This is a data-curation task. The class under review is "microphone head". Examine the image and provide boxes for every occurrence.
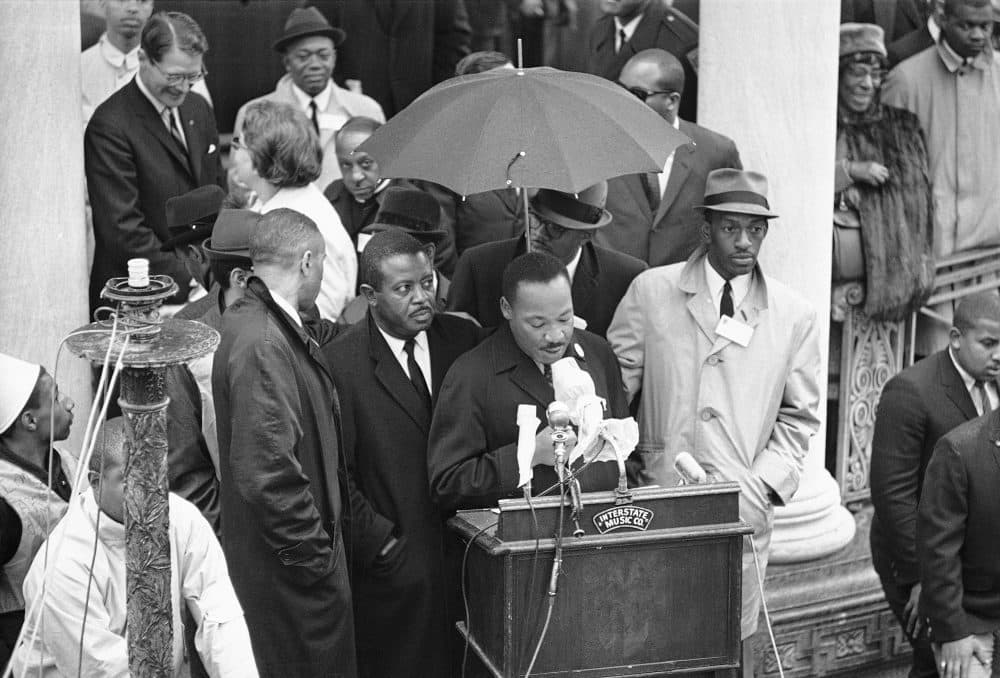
[546,400,572,429]
[674,452,708,484]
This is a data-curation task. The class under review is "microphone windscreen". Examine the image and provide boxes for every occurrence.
[546,400,572,429]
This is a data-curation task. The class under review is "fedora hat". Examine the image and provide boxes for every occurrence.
[201,209,259,261]
[531,182,612,231]
[160,185,226,252]
[273,6,346,53]
[697,169,779,219]
[364,186,450,245]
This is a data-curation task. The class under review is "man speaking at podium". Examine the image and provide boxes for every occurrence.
[607,169,822,669]
[428,252,630,511]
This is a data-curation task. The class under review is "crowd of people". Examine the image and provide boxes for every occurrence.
[2,0,1000,676]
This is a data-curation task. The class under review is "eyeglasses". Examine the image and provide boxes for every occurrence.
[231,136,246,151]
[843,63,885,84]
[619,83,676,102]
[151,60,208,86]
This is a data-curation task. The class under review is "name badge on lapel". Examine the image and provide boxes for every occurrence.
[714,315,753,347]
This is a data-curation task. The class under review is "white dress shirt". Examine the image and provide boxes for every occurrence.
[565,246,584,282]
[658,115,682,196]
[704,257,752,317]
[376,327,432,395]
[614,14,644,53]
[949,348,998,414]
[270,290,303,328]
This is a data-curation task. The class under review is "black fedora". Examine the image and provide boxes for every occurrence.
[531,182,612,231]
[160,185,226,252]
[363,186,450,246]
[273,6,346,53]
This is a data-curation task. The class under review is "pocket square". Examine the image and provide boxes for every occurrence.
[207,143,217,154]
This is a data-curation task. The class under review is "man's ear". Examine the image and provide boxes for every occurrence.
[422,243,437,263]
[300,249,314,276]
[360,284,378,307]
[230,267,249,290]
[17,410,36,433]
[500,295,513,321]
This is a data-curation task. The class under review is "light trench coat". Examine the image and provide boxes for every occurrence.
[606,249,822,638]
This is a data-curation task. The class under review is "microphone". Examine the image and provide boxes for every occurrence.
[674,452,708,485]
[546,401,572,431]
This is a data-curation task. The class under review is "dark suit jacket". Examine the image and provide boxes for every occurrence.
[918,409,1000,642]
[427,324,629,511]
[212,278,355,677]
[333,0,471,117]
[325,312,481,677]
[870,349,980,587]
[600,119,742,266]
[841,0,923,43]
[417,181,525,255]
[887,24,934,68]
[586,1,700,121]
[448,238,647,338]
[85,78,222,312]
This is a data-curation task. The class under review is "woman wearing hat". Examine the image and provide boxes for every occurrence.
[231,99,358,321]
[832,22,934,321]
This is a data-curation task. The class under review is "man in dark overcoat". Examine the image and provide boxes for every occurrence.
[213,208,356,678]
[85,11,222,313]
[326,231,481,678]
[429,252,630,512]
[918,405,1000,678]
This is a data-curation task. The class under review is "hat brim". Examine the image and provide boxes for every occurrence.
[160,226,214,252]
[532,204,613,231]
[365,223,450,244]
[698,203,779,219]
[202,237,252,261]
[274,26,346,52]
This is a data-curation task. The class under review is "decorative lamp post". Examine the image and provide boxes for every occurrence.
[65,259,218,676]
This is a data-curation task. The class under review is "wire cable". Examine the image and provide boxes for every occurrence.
[524,478,566,677]
[78,426,107,678]
[519,487,543,668]
[460,519,498,678]
[750,534,785,678]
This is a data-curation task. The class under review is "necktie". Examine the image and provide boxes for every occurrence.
[720,281,734,318]
[642,172,661,212]
[973,380,992,415]
[617,28,627,54]
[543,363,553,387]
[309,99,320,135]
[403,338,432,412]
[164,108,187,151]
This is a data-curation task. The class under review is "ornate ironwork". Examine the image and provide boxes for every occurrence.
[833,304,904,507]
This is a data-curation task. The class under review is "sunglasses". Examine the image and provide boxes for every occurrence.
[619,82,676,103]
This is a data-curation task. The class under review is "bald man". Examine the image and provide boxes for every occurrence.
[599,49,742,267]
[14,418,256,677]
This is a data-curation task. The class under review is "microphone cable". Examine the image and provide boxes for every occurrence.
[524,477,566,677]
[750,533,785,678]
[460,519,497,678]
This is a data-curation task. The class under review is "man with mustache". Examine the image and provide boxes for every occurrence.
[871,291,1000,678]
[428,251,629,512]
[325,230,481,677]
[607,169,822,675]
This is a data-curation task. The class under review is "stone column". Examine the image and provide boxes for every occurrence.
[0,2,91,455]
[699,0,855,563]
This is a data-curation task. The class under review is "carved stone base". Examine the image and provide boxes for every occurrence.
[752,507,912,677]
[770,467,855,564]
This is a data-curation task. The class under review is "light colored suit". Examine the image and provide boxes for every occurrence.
[232,75,385,191]
[606,248,822,638]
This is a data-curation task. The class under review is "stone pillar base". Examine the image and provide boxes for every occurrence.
[770,467,856,564]
[752,507,912,677]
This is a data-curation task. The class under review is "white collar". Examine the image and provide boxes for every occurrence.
[291,79,333,112]
[927,15,941,44]
[565,246,584,282]
[271,290,303,328]
[98,33,140,70]
[614,13,644,42]
[703,257,752,315]
[376,326,428,358]
[949,347,980,390]
[135,67,168,115]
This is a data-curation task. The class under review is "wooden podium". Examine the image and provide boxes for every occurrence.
[448,483,752,677]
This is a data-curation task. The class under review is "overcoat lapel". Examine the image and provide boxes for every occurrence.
[367,315,431,433]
